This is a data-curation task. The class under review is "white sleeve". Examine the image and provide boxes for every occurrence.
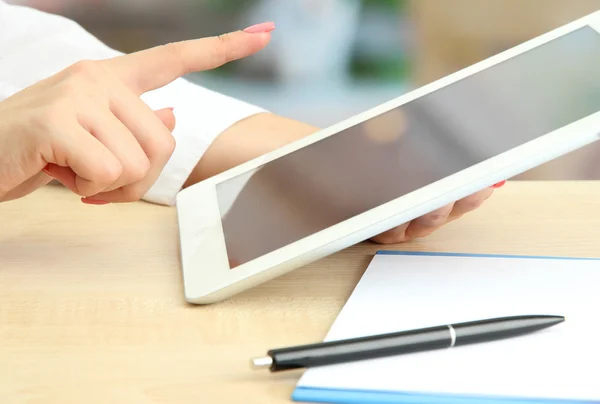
[0,1,267,205]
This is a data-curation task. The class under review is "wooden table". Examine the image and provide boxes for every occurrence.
[2,181,600,404]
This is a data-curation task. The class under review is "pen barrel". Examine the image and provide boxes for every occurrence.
[265,315,564,371]
[452,315,564,346]
[267,325,452,371]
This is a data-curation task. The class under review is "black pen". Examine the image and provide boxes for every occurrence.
[250,314,564,372]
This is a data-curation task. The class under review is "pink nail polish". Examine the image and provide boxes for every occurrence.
[168,107,174,111]
[243,21,276,34]
[491,180,506,189]
[81,197,109,205]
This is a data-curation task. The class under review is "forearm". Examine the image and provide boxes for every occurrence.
[184,112,319,186]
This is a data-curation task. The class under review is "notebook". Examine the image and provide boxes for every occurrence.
[292,250,600,403]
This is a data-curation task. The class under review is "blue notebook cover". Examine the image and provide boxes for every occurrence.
[292,250,600,404]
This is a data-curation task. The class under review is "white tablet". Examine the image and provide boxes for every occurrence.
[176,10,600,304]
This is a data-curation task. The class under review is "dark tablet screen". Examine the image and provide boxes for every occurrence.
[216,26,600,268]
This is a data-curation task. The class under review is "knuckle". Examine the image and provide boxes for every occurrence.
[59,62,109,103]
[162,42,185,62]
[459,197,486,212]
[212,34,231,64]
[371,228,407,244]
[60,78,81,96]
[370,235,387,245]
[160,42,190,74]
[74,179,103,198]
[424,212,449,226]
[147,133,176,161]
[102,164,123,185]
[93,156,123,186]
[126,158,151,183]
[217,33,231,45]
[161,135,176,156]
[420,204,453,227]
[162,41,183,56]
[67,60,105,81]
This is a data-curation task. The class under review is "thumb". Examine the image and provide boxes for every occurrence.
[154,108,176,132]
[105,22,275,95]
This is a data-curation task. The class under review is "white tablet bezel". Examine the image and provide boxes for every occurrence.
[176,11,600,304]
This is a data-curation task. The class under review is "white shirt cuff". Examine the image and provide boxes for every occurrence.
[140,78,267,206]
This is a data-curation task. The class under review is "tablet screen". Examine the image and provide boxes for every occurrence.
[217,26,600,268]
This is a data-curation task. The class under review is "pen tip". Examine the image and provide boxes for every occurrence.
[250,356,273,369]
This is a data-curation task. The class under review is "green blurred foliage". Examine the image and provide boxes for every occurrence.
[361,0,407,11]
[351,54,410,81]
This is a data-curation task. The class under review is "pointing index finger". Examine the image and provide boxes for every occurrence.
[104,26,274,95]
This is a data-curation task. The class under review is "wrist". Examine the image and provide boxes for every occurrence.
[184,113,319,187]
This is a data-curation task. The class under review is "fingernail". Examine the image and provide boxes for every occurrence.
[168,107,174,111]
[491,180,506,188]
[243,21,276,34]
[81,197,109,205]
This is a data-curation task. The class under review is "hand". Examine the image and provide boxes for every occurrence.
[0,23,274,203]
[370,181,505,244]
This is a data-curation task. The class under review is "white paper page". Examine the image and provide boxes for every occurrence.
[297,253,600,401]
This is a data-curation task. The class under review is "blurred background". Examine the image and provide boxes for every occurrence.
[6,0,600,180]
